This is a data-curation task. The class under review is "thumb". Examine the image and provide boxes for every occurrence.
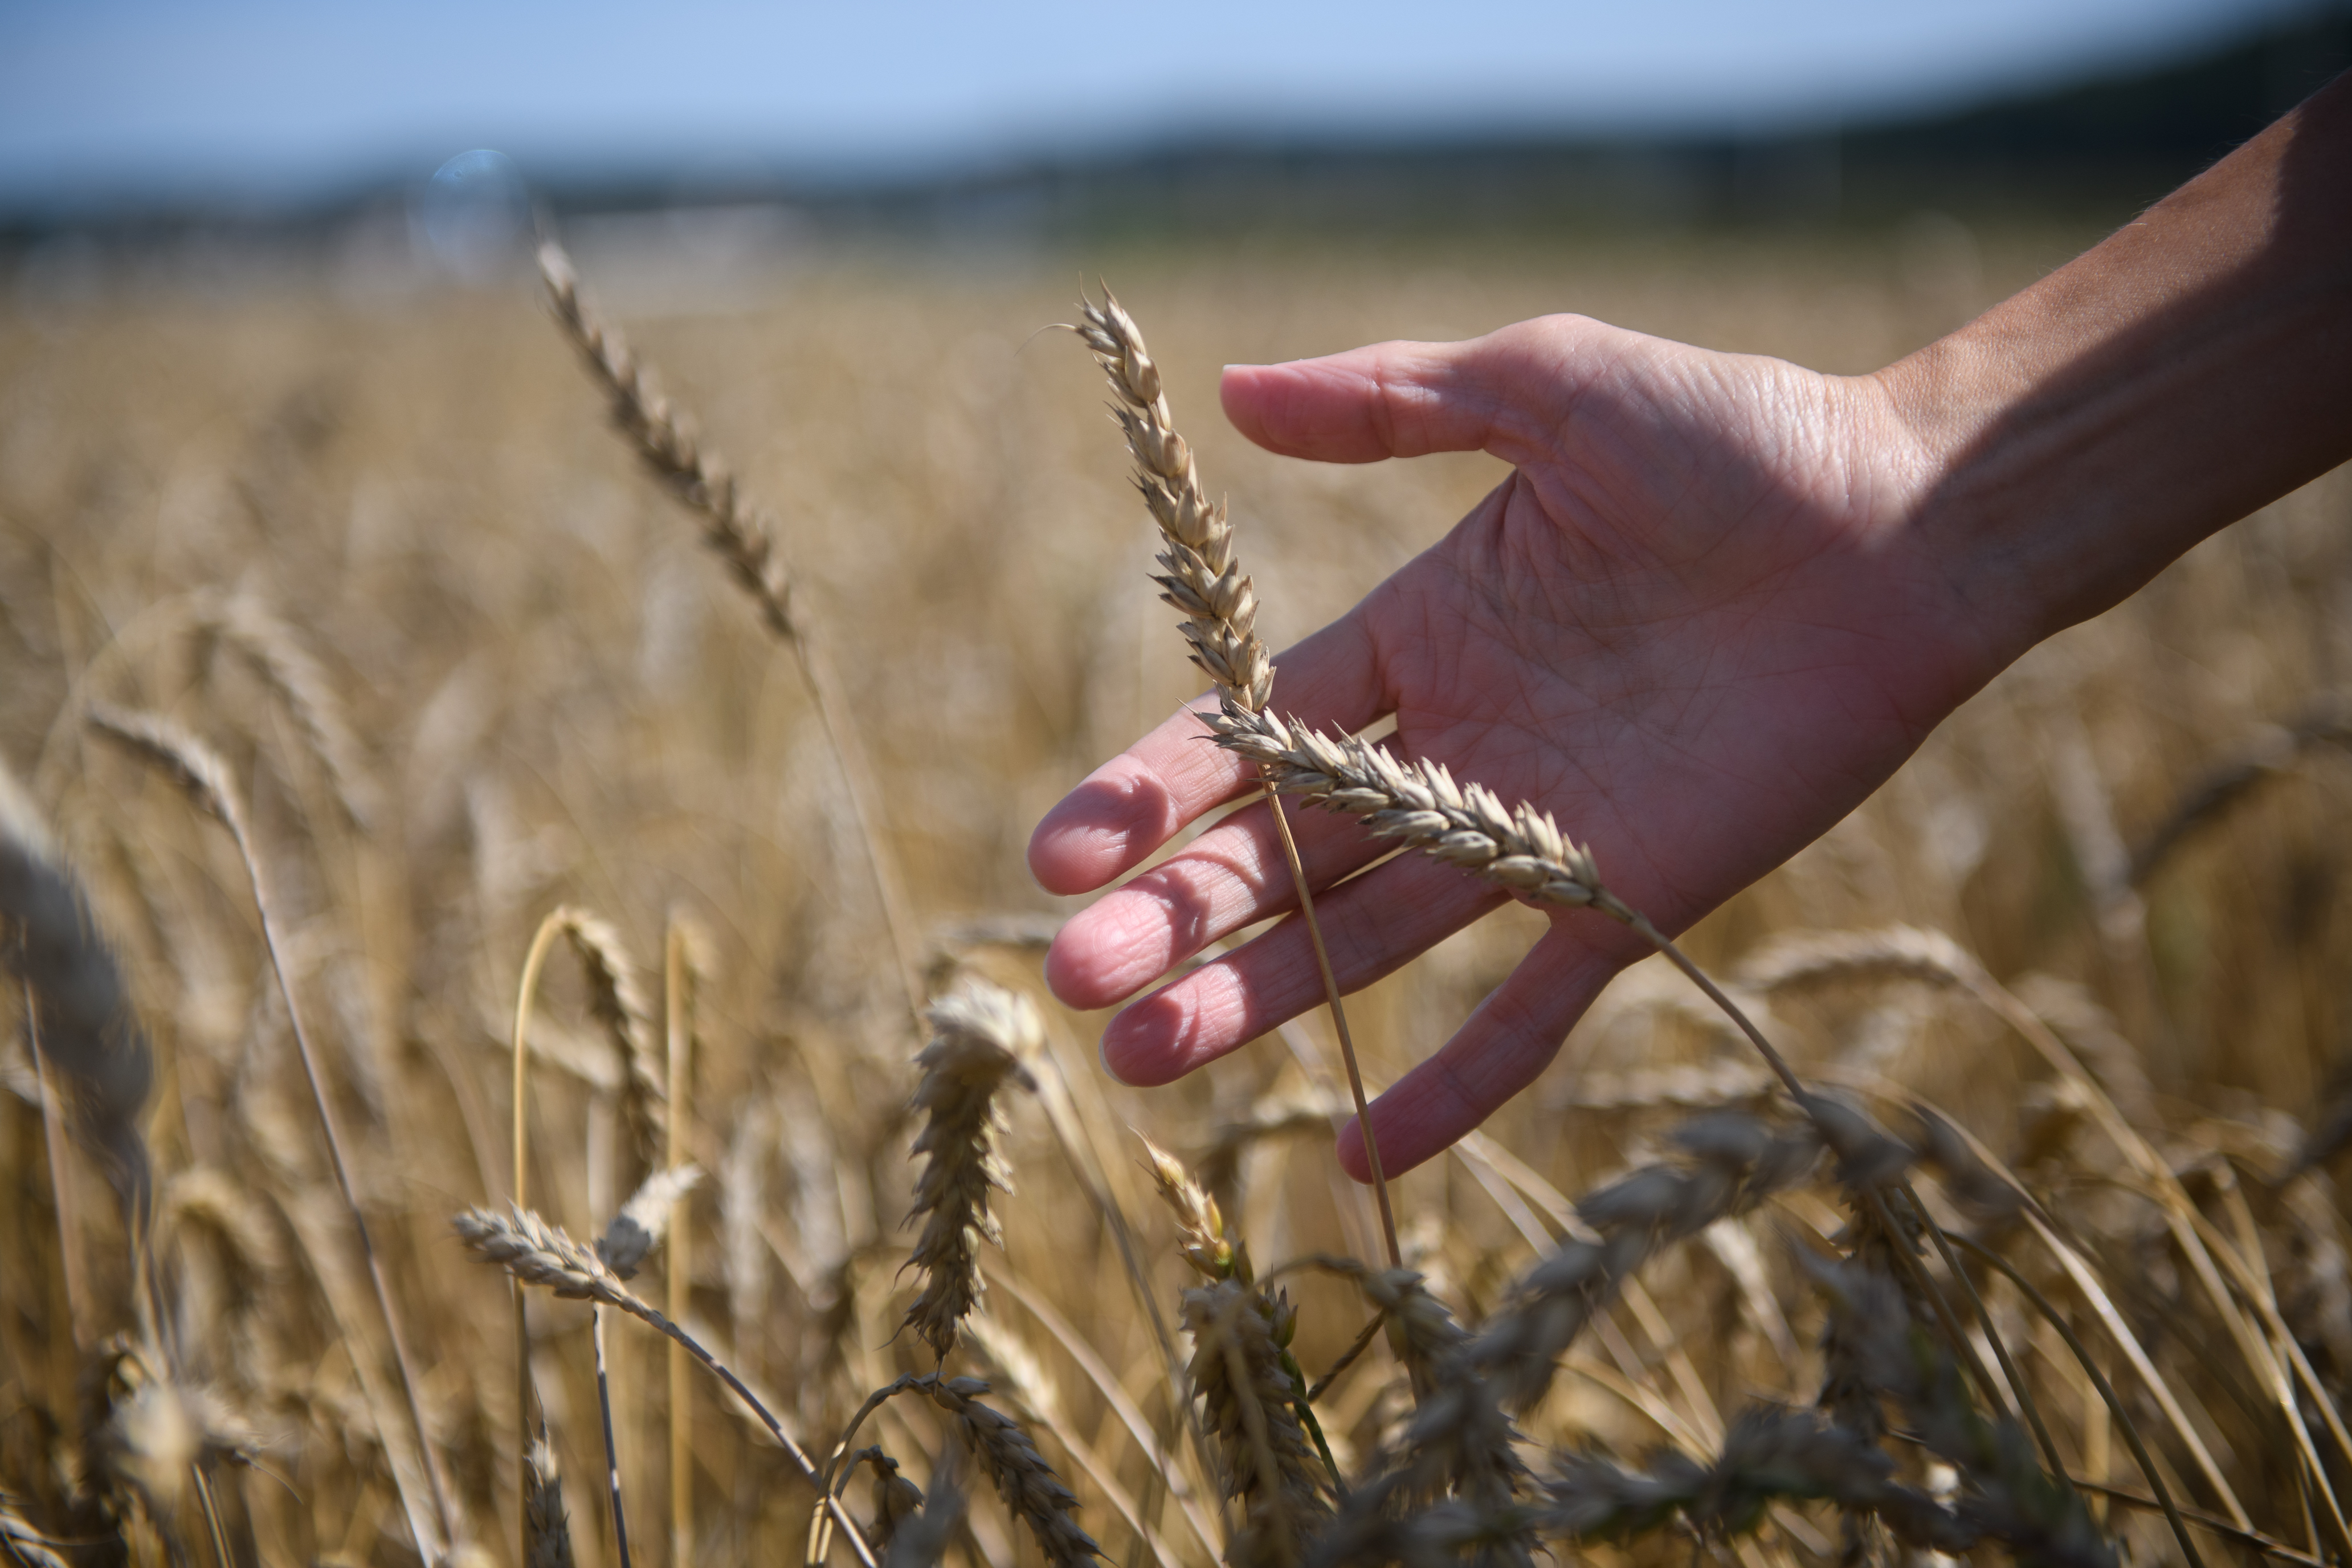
[1219,318,1600,465]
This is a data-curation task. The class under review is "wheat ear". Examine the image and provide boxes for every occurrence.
[524,1428,577,1568]
[192,588,379,831]
[0,1499,71,1568]
[1206,700,1827,1109]
[923,1375,1102,1567]
[1077,290,1400,1268]
[1,751,152,1322]
[452,1203,880,1568]
[88,705,460,1564]
[901,980,1039,1358]
[538,240,921,1016]
[1136,1136,1332,1566]
[559,909,665,1167]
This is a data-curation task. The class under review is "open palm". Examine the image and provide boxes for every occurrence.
[1029,313,2000,1178]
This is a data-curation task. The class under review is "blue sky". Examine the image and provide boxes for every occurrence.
[0,0,2329,215]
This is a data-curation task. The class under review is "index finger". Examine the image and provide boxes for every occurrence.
[1027,606,1386,897]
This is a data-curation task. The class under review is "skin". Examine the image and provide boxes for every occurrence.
[1030,72,2352,1182]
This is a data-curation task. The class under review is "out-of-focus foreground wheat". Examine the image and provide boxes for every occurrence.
[2,227,2351,1568]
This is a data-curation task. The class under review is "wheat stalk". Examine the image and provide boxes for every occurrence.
[452,1203,880,1568]
[538,240,922,1016]
[662,912,705,1568]
[901,980,1040,1359]
[87,704,460,1564]
[1077,290,1400,1268]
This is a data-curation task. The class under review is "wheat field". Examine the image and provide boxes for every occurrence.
[2,219,2351,1568]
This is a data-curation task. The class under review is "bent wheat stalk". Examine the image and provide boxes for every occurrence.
[1076,291,1399,1269]
[88,706,459,1564]
[538,241,922,1018]
[454,1203,880,1568]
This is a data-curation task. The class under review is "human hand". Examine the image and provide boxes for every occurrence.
[1028,313,2008,1179]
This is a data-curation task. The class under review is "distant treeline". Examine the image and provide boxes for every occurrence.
[570,3,2352,240]
[7,4,2348,247]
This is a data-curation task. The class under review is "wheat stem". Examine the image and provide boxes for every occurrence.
[455,1204,879,1568]
[592,1307,634,1568]
[538,240,922,1019]
[1940,1231,2204,1568]
[512,908,567,1567]
[89,706,459,1564]
[1075,290,1400,1268]
[663,917,695,1568]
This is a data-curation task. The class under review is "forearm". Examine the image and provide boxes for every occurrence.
[1877,70,2352,659]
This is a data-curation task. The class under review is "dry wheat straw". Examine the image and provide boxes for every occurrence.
[590,1304,634,1568]
[662,913,703,1568]
[87,704,459,1563]
[1079,291,1401,1268]
[451,1203,880,1568]
[538,240,922,1014]
[901,981,1039,1359]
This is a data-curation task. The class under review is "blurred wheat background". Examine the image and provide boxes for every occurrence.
[2,206,2351,1568]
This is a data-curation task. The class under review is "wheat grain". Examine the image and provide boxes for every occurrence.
[2128,695,2352,885]
[161,1166,282,1279]
[901,980,1039,1359]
